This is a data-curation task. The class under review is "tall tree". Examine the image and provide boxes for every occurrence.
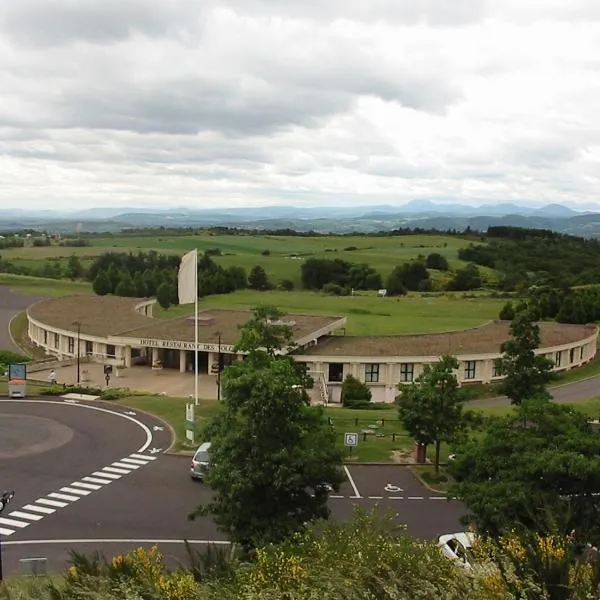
[398,355,467,473]
[248,265,271,291]
[192,309,344,551]
[234,305,295,356]
[495,305,554,405]
[450,401,600,544]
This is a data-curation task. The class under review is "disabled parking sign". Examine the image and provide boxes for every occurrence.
[344,432,359,447]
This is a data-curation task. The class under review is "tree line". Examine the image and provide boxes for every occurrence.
[499,285,600,325]
[89,251,279,308]
[459,227,600,290]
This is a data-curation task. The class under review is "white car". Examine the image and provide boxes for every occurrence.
[190,442,211,481]
[438,532,477,568]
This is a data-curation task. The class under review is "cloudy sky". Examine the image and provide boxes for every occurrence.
[1,0,600,211]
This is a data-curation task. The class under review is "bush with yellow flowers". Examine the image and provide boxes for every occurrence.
[48,545,202,600]
[205,508,507,600]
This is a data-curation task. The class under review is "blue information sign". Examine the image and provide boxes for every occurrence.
[8,363,27,380]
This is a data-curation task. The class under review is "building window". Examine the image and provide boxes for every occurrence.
[68,337,75,353]
[85,340,93,356]
[106,344,116,358]
[53,333,59,349]
[399,363,414,383]
[365,363,380,383]
[580,347,584,360]
[570,348,575,363]
[43,330,48,345]
[493,362,502,377]
[328,363,344,383]
[464,361,476,380]
[555,351,562,367]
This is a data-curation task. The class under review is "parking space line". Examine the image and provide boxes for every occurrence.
[408,496,424,500]
[369,496,383,500]
[389,496,404,500]
[343,466,362,498]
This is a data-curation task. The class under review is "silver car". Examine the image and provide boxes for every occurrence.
[190,442,211,481]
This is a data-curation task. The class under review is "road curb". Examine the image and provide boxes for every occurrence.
[7,311,33,357]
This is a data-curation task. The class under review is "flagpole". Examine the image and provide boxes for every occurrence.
[194,249,199,406]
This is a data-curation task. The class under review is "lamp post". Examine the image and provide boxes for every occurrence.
[0,490,15,581]
[217,332,222,403]
[72,320,82,385]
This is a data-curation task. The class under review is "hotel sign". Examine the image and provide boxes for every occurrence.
[139,338,235,353]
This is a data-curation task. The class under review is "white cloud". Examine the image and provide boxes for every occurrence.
[0,0,599,211]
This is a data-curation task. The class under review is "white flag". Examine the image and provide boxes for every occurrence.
[178,249,197,305]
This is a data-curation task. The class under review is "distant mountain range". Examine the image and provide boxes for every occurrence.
[2,201,600,237]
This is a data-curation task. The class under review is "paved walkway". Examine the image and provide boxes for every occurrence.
[0,285,45,352]
[31,363,220,399]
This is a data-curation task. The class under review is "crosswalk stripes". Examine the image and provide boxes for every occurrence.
[0,452,158,537]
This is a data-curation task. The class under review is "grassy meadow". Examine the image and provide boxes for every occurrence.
[157,288,506,335]
[1,232,496,289]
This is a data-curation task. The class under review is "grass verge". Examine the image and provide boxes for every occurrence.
[411,465,454,494]
[8,310,47,359]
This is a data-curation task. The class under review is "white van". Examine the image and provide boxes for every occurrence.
[190,442,211,481]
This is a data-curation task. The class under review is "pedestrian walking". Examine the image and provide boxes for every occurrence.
[48,369,57,385]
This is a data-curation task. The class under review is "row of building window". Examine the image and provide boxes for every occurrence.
[40,330,114,358]
[329,346,587,384]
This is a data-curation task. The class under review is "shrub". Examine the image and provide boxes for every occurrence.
[340,374,372,408]
[321,283,349,296]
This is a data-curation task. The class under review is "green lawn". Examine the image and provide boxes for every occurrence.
[0,273,92,296]
[157,289,507,335]
[3,232,483,290]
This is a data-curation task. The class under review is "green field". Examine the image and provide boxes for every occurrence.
[158,289,506,335]
[1,232,494,289]
[0,273,92,296]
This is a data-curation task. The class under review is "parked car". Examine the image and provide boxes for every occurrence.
[190,442,211,481]
[438,532,477,568]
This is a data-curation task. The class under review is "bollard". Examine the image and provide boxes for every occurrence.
[363,432,367,441]
[355,417,359,426]
[392,433,396,442]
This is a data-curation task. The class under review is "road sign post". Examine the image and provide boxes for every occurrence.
[344,432,359,455]
[185,402,195,444]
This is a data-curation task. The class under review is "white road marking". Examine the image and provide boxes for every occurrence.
[0,527,14,536]
[130,454,157,461]
[9,511,43,522]
[369,496,383,500]
[103,466,130,475]
[0,516,29,528]
[343,466,362,498]
[112,461,139,470]
[37,498,68,508]
[49,492,80,502]
[330,495,344,499]
[83,476,112,485]
[3,538,232,546]
[92,471,120,480]
[71,481,102,491]
[120,457,148,465]
[408,496,424,500]
[22,504,55,515]
[388,496,405,500]
[430,497,447,500]
[61,487,91,496]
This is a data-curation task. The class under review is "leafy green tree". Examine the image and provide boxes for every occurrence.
[248,265,270,291]
[425,253,449,271]
[92,270,111,296]
[133,271,148,297]
[193,309,345,551]
[114,272,136,297]
[499,301,515,321]
[234,306,295,355]
[398,355,467,473]
[495,306,554,405]
[65,254,83,280]
[156,282,172,309]
[450,401,600,544]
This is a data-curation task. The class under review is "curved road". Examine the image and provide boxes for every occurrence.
[0,285,45,352]
[472,374,600,408]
